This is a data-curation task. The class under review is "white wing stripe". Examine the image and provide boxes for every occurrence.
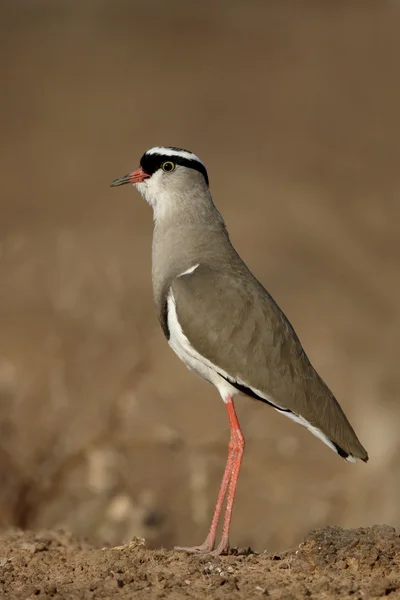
[178,264,199,277]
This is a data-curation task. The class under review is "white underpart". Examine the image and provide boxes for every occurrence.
[345,454,357,463]
[145,146,204,165]
[178,264,199,277]
[135,172,174,221]
[167,289,357,462]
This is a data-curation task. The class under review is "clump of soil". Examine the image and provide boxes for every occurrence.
[0,525,399,599]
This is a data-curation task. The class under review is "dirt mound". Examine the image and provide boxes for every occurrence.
[1,526,399,599]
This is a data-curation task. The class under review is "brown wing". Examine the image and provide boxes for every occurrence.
[171,264,368,461]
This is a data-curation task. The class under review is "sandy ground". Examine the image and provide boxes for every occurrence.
[1,526,400,599]
[0,0,400,597]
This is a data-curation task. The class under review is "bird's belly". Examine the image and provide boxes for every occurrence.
[168,336,214,382]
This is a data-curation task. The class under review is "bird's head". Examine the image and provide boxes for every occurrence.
[110,146,209,218]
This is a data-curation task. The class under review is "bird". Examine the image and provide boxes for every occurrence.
[110,146,368,556]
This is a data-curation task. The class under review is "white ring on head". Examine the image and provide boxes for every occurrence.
[145,147,204,166]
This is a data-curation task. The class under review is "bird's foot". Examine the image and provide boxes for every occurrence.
[174,542,214,555]
[174,536,229,557]
[209,537,230,557]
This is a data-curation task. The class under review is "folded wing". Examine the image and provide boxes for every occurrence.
[170,264,368,462]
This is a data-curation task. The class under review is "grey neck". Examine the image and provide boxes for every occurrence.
[151,192,239,309]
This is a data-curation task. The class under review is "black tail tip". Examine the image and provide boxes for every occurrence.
[333,441,369,463]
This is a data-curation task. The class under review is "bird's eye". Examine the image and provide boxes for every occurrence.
[162,161,175,172]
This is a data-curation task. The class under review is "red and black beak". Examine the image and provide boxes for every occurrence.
[110,167,150,187]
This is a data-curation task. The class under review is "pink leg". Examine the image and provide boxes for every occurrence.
[211,397,245,556]
[174,424,236,553]
[175,396,245,556]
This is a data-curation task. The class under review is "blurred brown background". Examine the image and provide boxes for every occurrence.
[0,0,399,552]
